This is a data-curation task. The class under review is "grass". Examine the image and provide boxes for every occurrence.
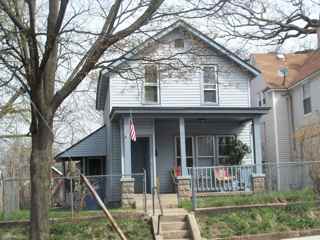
[0,207,133,221]
[181,188,317,210]
[0,218,152,240]
[0,209,106,221]
[197,202,320,239]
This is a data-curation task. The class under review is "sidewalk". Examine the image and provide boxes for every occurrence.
[283,236,320,240]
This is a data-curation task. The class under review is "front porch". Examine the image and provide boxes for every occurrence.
[112,107,268,203]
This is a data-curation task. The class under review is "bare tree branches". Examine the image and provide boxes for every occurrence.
[214,0,320,45]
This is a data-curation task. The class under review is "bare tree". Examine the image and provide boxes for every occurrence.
[295,116,320,195]
[0,1,164,239]
[214,0,320,46]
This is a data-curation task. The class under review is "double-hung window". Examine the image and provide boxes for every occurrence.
[202,66,218,104]
[217,135,234,165]
[175,137,194,167]
[302,82,312,115]
[196,136,215,167]
[144,64,159,103]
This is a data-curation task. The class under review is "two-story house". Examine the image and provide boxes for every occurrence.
[56,20,268,206]
[251,50,320,191]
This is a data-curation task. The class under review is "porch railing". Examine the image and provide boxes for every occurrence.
[187,165,255,192]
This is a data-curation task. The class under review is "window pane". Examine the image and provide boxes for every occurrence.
[176,137,193,157]
[144,86,158,102]
[174,39,184,48]
[204,90,216,103]
[303,98,312,114]
[197,136,214,157]
[203,67,216,84]
[145,65,157,83]
[303,83,311,98]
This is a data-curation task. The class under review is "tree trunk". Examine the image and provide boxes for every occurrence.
[30,109,53,240]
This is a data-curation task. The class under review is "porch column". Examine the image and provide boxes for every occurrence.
[122,117,132,176]
[253,117,263,174]
[179,117,187,176]
[120,117,135,208]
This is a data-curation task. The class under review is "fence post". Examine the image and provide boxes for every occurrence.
[152,186,155,216]
[191,166,197,211]
[143,169,147,214]
[70,177,74,219]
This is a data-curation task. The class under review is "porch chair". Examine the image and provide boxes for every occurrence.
[170,166,181,192]
[213,168,236,191]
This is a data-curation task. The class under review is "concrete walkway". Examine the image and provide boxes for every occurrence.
[283,236,320,240]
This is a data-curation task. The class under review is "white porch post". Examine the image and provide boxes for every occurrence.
[122,117,132,176]
[120,117,135,208]
[253,117,263,174]
[179,117,187,176]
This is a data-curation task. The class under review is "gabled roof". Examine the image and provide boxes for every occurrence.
[55,125,106,161]
[108,20,260,75]
[253,50,320,89]
[96,20,260,109]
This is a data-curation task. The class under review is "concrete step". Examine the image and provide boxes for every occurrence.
[161,214,186,222]
[161,221,187,231]
[162,230,190,239]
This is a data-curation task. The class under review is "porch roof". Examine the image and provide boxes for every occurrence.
[110,107,269,122]
[55,125,107,161]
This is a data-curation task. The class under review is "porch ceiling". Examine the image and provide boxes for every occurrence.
[110,107,269,122]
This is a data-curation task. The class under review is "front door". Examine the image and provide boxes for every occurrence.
[131,137,151,193]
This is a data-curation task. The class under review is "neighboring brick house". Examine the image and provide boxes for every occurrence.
[251,50,320,190]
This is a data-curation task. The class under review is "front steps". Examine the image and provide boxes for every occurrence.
[135,194,178,210]
[152,209,201,240]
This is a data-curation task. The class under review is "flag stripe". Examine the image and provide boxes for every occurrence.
[130,118,136,142]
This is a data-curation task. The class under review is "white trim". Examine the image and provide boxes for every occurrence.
[288,69,320,90]
[200,65,219,105]
[272,91,281,190]
[195,135,215,166]
[109,20,260,76]
[120,118,125,175]
[174,136,195,167]
[142,64,161,105]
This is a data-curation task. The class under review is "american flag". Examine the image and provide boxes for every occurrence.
[129,118,136,142]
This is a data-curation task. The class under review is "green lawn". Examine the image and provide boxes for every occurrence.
[0,218,152,240]
[197,202,320,239]
[181,188,316,210]
[0,207,134,221]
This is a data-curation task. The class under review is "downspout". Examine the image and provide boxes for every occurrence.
[272,91,281,190]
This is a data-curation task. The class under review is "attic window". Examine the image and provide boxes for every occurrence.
[174,39,184,48]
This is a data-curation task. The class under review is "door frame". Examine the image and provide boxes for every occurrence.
[132,135,153,193]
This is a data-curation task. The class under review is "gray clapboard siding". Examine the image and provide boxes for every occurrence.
[110,121,121,202]
[109,29,252,110]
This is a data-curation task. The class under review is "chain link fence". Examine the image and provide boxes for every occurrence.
[189,161,320,209]
[0,172,146,220]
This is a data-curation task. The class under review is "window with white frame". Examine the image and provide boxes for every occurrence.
[302,82,312,115]
[217,135,235,165]
[202,66,218,104]
[143,64,159,103]
[175,137,194,167]
[196,136,215,166]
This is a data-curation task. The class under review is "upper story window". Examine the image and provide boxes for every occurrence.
[143,64,159,104]
[302,82,312,115]
[202,66,218,104]
[257,92,266,107]
[174,38,184,49]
